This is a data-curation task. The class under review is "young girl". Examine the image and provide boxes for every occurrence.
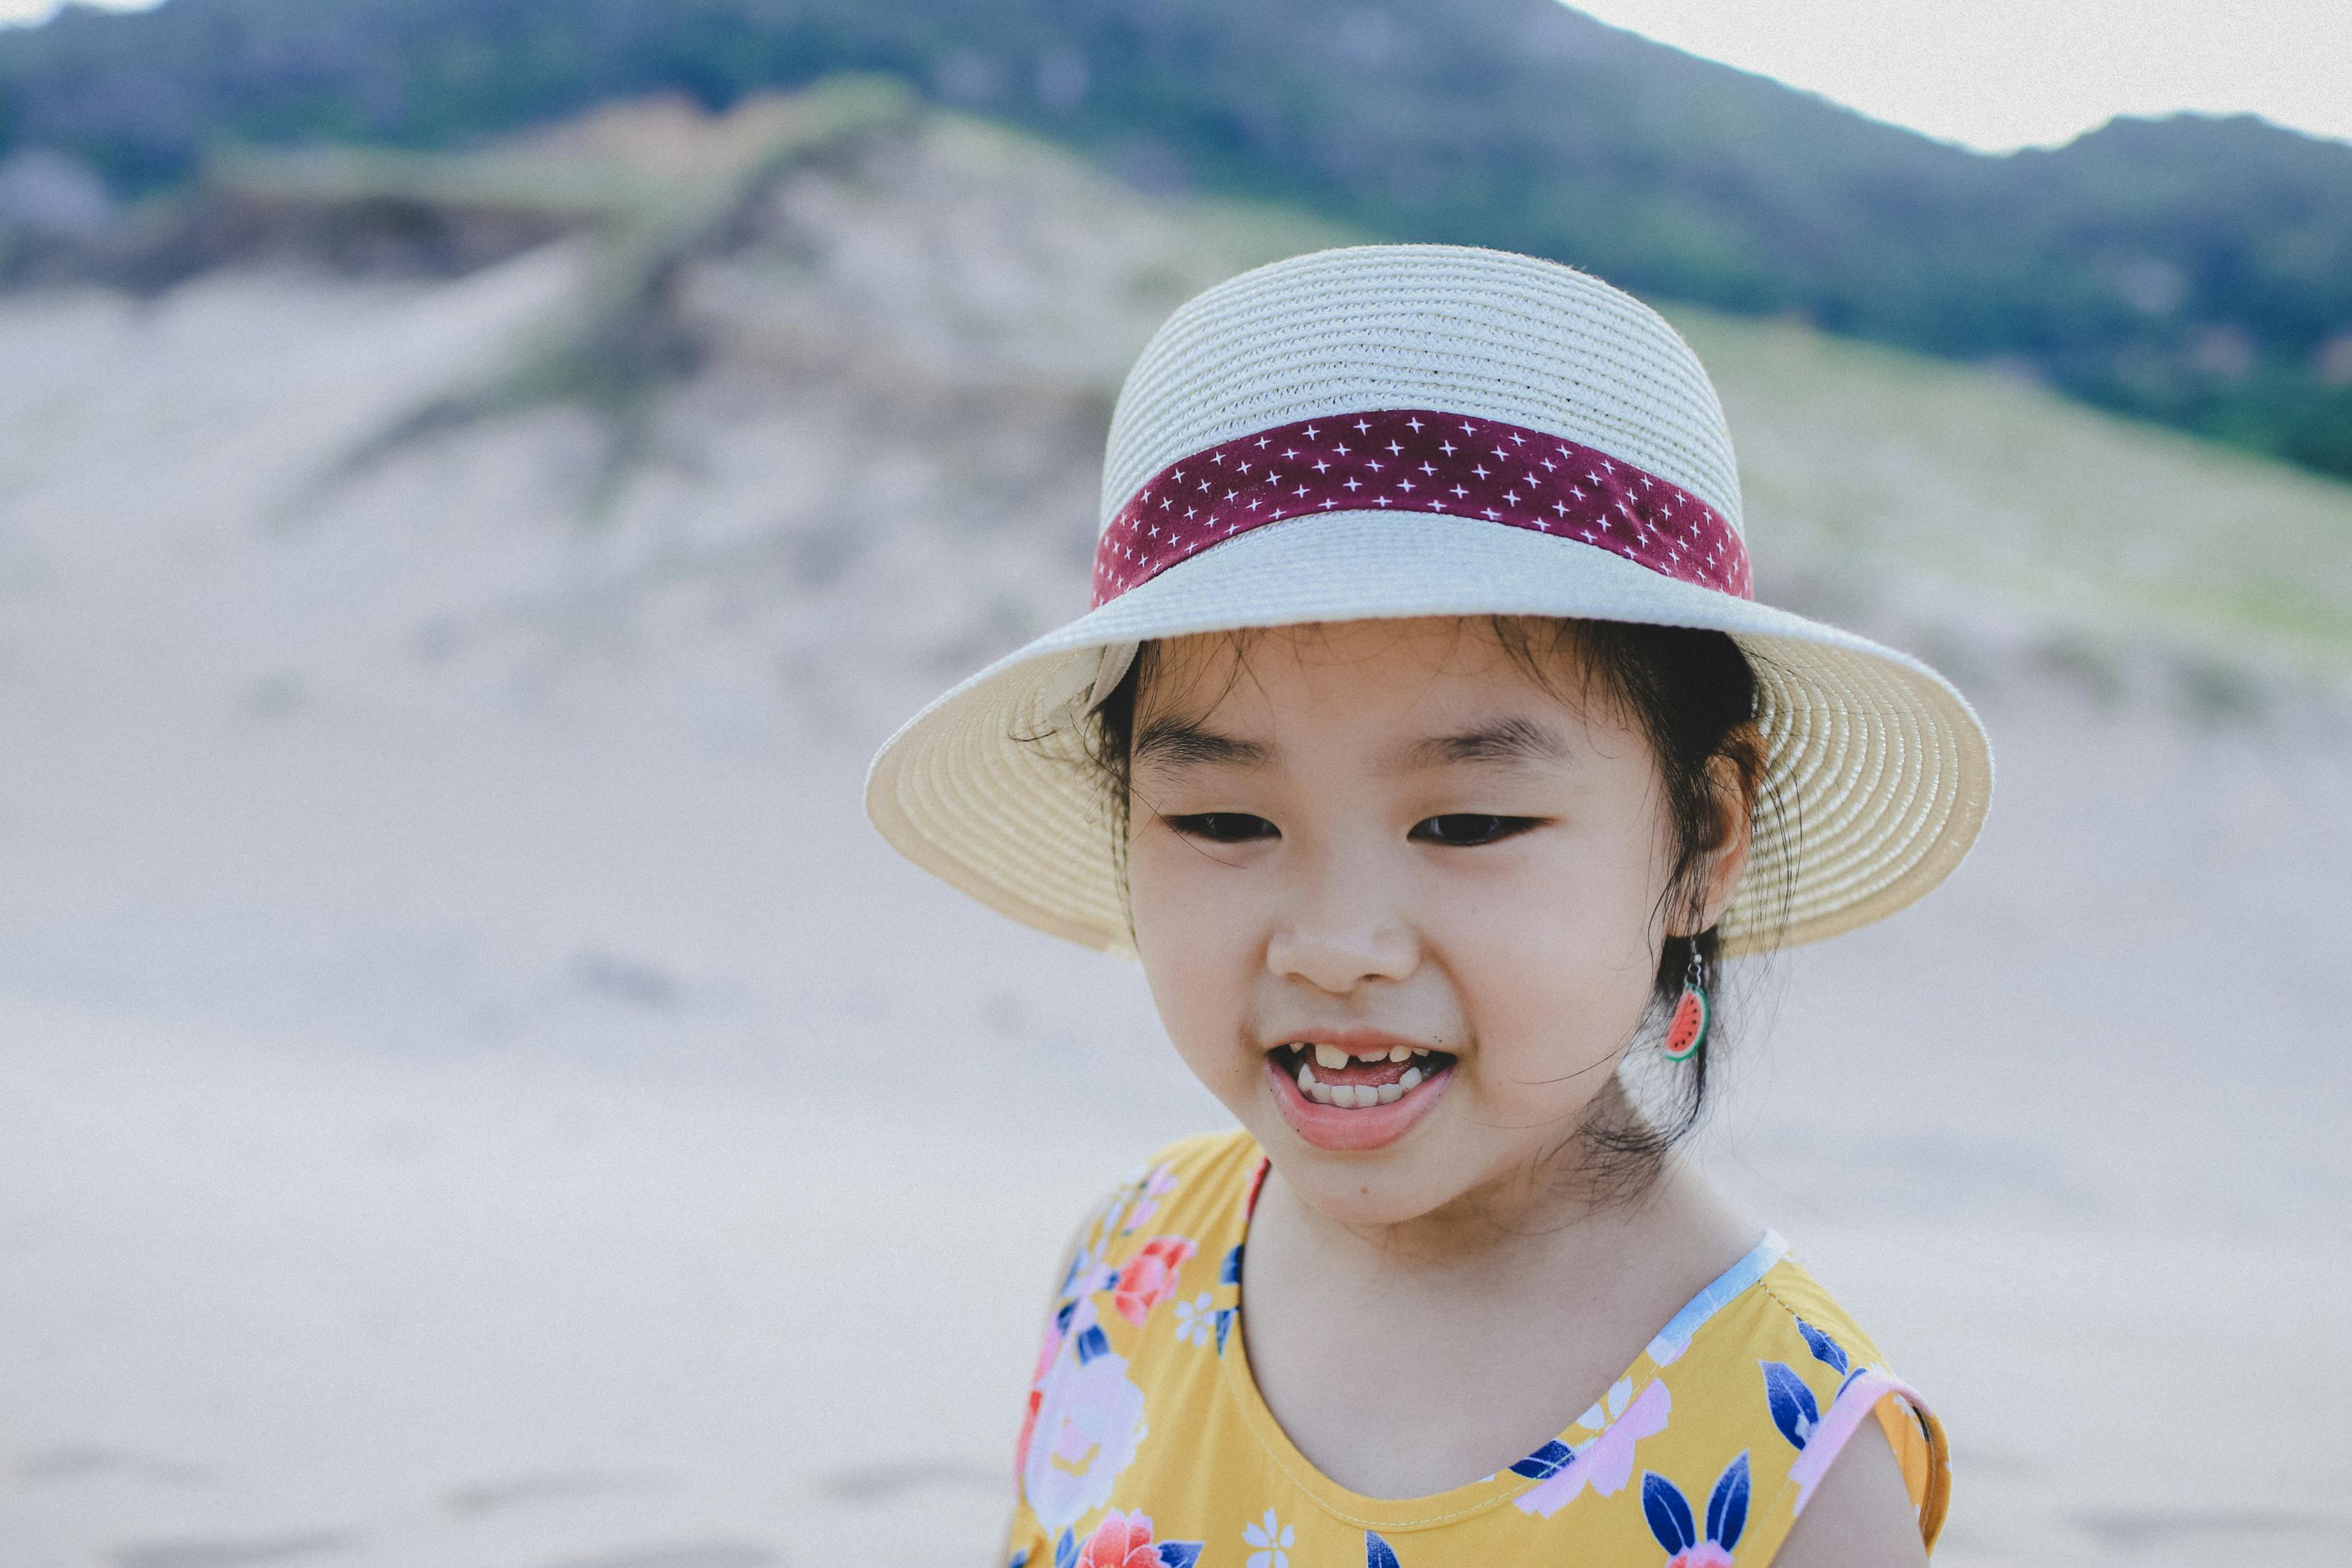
[866,245,1990,1567]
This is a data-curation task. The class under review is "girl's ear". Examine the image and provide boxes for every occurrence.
[1693,730,1760,932]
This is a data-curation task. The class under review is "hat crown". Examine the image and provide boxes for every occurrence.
[1100,244,1743,538]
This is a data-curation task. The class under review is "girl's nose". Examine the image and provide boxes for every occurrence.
[1264,864,1419,994]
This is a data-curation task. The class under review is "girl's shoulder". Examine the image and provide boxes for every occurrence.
[1645,1241,1951,1561]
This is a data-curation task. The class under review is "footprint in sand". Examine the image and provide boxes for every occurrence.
[16,1446,209,1486]
[537,1546,780,1568]
[107,1535,351,1568]
[2073,1508,2341,1553]
[443,1469,669,1516]
[819,1457,1004,1503]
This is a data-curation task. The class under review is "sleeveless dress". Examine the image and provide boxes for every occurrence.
[1006,1130,1949,1568]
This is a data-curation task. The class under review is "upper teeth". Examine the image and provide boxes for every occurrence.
[1307,1043,1427,1068]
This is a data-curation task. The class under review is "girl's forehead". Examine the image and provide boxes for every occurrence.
[1146,617,1592,711]
[1136,618,1629,760]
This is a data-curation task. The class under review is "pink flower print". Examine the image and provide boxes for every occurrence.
[1581,1378,1673,1493]
[1111,1236,1197,1327]
[1015,1383,1043,1484]
[1032,1302,1074,1386]
[1513,1376,1673,1518]
[1122,1165,1181,1233]
[1022,1344,1150,1532]
[1077,1509,1160,1568]
[1668,1547,1735,1568]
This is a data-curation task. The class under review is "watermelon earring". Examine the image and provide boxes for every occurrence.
[1663,941,1709,1061]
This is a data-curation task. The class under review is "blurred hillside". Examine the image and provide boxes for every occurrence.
[3,86,2350,1568]
[19,82,2342,698]
[3,0,2351,483]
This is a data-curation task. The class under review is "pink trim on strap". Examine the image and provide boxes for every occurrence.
[1091,409,1751,608]
[1785,1369,1929,1516]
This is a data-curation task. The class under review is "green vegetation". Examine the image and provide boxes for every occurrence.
[2,0,2349,486]
[1669,303,2352,685]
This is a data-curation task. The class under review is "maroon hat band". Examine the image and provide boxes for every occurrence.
[1090,408,1752,610]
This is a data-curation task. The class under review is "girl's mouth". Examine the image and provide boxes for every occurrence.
[1263,1040,1457,1151]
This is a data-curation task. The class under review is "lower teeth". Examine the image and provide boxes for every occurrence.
[1292,1060,1429,1108]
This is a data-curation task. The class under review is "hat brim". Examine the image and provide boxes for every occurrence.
[864,510,1991,959]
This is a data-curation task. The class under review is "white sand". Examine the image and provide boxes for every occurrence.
[1,121,2348,1567]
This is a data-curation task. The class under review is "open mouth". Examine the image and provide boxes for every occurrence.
[1270,1040,1459,1109]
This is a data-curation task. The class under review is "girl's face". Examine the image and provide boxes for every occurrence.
[1125,617,1737,1229]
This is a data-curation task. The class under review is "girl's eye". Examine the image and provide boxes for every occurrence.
[1410,813,1543,846]
[1164,812,1279,843]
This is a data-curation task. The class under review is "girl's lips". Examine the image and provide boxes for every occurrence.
[1263,1051,1453,1152]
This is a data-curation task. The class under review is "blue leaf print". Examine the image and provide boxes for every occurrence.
[1365,1529,1402,1567]
[1221,1244,1245,1285]
[1509,1439,1576,1480]
[1213,1307,1235,1354]
[1641,1471,1698,1554]
[1156,1545,1203,1568]
[1055,1300,1076,1334]
[1075,1324,1111,1364]
[1009,1553,1029,1568]
[1054,1528,1078,1568]
[1705,1451,1751,1550]
[1763,1360,1820,1450]
[1795,1317,1850,1376]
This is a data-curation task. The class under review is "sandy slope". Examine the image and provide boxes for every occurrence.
[1,114,2349,1567]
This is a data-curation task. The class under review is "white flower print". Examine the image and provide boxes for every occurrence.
[1171,1291,1215,1347]
[1020,1342,1149,1532]
[1243,1506,1296,1568]
[1575,1375,1637,1431]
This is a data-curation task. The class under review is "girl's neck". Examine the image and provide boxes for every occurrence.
[1257,1147,1727,1292]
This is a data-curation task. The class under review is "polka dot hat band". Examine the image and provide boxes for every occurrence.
[866,244,1992,958]
[1093,409,1751,606]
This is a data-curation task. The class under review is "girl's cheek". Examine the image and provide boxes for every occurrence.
[1130,858,1260,1082]
[1443,869,1654,1090]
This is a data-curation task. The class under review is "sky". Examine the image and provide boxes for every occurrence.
[3,0,2349,154]
[1569,0,2352,151]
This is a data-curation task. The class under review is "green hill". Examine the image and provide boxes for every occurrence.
[2,0,2349,485]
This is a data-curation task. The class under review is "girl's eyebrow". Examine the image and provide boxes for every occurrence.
[1392,716,1569,770]
[1133,716,1275,771]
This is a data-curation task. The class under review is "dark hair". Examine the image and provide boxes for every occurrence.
[1073,615,1785,1196]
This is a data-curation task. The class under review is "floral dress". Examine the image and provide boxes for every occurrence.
[1006,1130,1949,1568]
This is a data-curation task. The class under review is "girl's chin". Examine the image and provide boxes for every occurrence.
[1261,1052,1454,1153]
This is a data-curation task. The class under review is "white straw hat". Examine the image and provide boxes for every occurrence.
[865,244,1991,958]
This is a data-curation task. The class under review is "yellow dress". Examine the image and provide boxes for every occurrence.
[1006,1130,1948,1568]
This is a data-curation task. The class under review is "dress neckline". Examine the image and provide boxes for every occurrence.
[1216,1150,1786,1531]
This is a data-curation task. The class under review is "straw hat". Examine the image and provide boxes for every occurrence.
[865,245,1991,958]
